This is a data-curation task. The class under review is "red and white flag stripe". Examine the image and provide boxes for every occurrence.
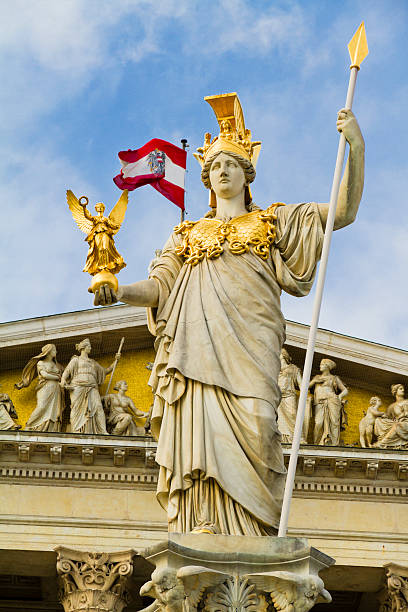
[113,138,187,210]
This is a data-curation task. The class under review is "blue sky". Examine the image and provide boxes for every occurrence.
[1,0,408,349]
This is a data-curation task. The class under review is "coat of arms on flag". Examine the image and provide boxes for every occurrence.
[113,139,186,210]
[147,149,166,176]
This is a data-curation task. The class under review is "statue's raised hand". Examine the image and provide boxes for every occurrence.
[94,284,122,306]
[336,108,364,148]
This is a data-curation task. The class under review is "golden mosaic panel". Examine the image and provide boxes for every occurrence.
[0,348,155,429]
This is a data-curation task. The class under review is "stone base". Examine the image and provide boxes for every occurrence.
[139,534,335,611]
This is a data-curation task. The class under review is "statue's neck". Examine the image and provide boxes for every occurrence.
[214,192,247,221]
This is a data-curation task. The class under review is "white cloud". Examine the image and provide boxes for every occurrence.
[1,0,408,353]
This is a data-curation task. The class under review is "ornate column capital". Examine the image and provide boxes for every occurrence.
[56,547,136,612]
[379,563,408,611]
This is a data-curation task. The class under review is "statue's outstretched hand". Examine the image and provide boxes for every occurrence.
[336,108,364,148]
[94,284,121,306]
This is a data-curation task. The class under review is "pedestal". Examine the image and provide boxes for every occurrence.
[139,534,335,611]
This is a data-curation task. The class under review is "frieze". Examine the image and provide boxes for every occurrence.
[0,432,408,499]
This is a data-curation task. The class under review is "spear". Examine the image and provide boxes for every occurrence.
[278,23,369,537]
[105,336,125,396]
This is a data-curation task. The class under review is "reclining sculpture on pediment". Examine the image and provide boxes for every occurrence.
[0,390,20,431]
[15,343,64,432]
[359,396,384,448]
[103,380,148,436]
[372,384,408,449]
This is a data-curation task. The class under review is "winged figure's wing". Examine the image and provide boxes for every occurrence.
[66,190,94,234]
[177,565,228,608]
[244,572,299,612]
[109,190,129,232]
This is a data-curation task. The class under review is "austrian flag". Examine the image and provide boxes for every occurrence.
[113,138,187,210]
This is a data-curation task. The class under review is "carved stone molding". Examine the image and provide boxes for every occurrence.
[81,447,94,465]
[56,547,136,612]
[379,563,408,611]
[49,445,62,463]
[139,534,334,612]
[18,443,30,462]
[1,433,408,501]
[113,448,126,466]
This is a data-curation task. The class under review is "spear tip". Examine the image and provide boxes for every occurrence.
[348,21,369,69]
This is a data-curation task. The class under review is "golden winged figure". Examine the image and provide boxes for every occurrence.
[67,189,128,293]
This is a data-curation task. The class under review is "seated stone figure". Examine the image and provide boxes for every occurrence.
[374,384,408,449]
[103,380,148,436]
[0,392,20,430]
[359,396,384,448]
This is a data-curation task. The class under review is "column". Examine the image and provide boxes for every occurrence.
[56,547,136,612]
[380,563,408,611]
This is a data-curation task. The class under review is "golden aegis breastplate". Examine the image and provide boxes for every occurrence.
[174,203,285,266]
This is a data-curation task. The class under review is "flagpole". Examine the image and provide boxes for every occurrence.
[278,23,368,538]
[180,138,189,223]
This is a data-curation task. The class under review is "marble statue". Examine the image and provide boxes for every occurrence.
[93,92,365,535]
[0,391,20,430]
[103,380,148,436]
[61,338,120,435]
[148,249,163,274]
[277,348,309,444]
[374,384,408,449]
[309,358,348,446]
[359,396,384,448]
[15,343,64,432]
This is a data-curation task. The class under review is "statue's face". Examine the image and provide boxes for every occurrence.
[95,203,105,214]
[396,385,405,398]
[320,360,331,373]
[82,341,91,354]
[209,152,246,199]
[50,345,57,358]
[121,381,128,392]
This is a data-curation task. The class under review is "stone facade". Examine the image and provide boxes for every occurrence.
[1,305,408,610]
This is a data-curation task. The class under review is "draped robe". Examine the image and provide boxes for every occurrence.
[147,203,323,534]
[62,356,108,434]
[25,361,64,432]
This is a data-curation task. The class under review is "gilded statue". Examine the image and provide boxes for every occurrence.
[61,338,120,435]
[103,380,148,436]
[15,343,64,432]
[94,92,365,535]
[359,396,383,448]
[0,390,20,430]
[67,189,128,293]
[309,358,348,446]
[277,348,309,444]
[374,384,408,449]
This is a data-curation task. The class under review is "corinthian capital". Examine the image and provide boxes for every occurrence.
[56,547,136,612]
[380,563,408,611]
